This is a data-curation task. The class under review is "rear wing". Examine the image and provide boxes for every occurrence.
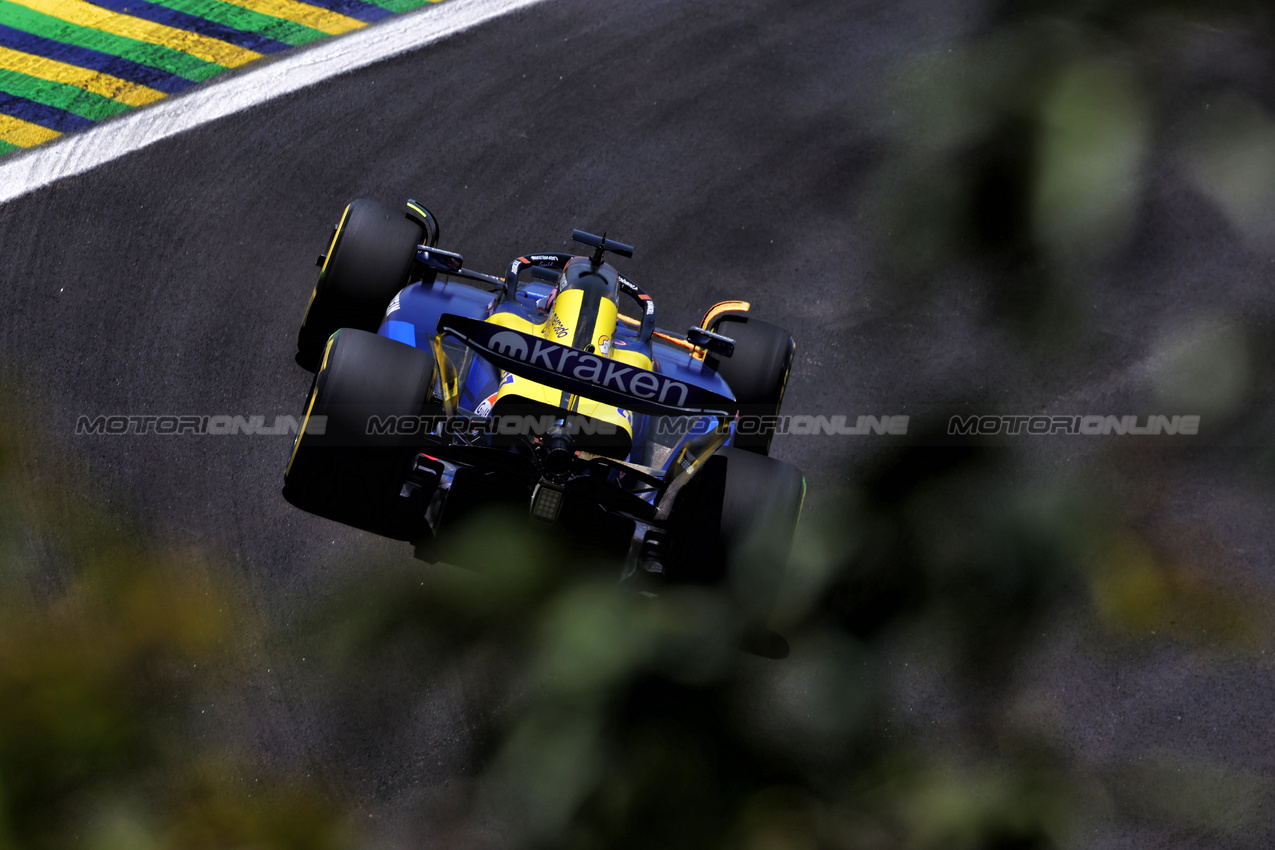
[436,314,736,418]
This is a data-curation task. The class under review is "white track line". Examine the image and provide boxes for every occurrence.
[0,0,547,206]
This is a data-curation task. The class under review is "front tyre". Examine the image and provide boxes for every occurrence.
[284,328,438,539]
[296,199,426,370]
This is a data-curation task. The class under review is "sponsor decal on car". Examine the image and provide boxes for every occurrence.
[475,392,500,418]
[437,314,734,416]
[489,331,530,359]
[550,314,570,339]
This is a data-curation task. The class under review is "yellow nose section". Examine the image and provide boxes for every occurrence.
[541,287,619,353]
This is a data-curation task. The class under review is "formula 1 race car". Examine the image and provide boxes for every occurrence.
[284,199,804,600]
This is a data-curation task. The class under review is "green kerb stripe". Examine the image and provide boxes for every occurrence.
[0,139,18,155]
[0,69,135,120]
[0,0,226,81]
[142,0,328,47]
[360,0,438,14]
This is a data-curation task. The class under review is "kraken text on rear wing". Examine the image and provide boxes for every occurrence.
[436,314,735,418]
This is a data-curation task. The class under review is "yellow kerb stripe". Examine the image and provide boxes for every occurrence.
[6,0,260,67]
[0,112,60,147]
[0,44,166,107]
[215,0,364,36]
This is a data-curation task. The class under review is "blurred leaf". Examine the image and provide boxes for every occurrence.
[1033,55,1148,262]
[1086,530,1267,645]
[1149,315,1251,418]
[1186,92,1275,250]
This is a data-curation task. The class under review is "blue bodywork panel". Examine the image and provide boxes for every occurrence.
[377,273,737,471]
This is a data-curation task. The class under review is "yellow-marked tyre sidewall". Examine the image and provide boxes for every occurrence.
[284,379,317,480]
[285,333,336,479]
[296,200,422,370]
[298,204,352,345]
[282,329,438,541]
[319,203,352,281]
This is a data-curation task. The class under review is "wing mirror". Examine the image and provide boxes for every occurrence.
[415,246,464,274]
[688,326,735,356]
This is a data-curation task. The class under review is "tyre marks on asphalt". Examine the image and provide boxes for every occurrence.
[0,0,548,205]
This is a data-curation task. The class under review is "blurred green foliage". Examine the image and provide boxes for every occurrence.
[300,450,1269,848]
[0,413,353,850]
[874,0,1275,345]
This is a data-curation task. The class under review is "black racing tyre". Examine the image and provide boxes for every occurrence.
[665,447,805,618]
[284,328,438,539]
[717,447,805,618]
[296,199,425,371]
[706,311,796,455]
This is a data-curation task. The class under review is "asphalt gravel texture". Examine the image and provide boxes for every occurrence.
[2,0,1273,846]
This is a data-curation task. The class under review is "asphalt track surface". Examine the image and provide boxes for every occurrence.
[2,0,1274,846]
[0,0,443,157]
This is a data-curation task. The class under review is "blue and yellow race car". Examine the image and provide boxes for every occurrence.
[284,199,804,595]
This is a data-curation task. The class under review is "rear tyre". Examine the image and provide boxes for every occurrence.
[717,447,805,619]
[284,328,438,539]
[665,447,805,619]
[706,311,796,455]
[296,199,425,370]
